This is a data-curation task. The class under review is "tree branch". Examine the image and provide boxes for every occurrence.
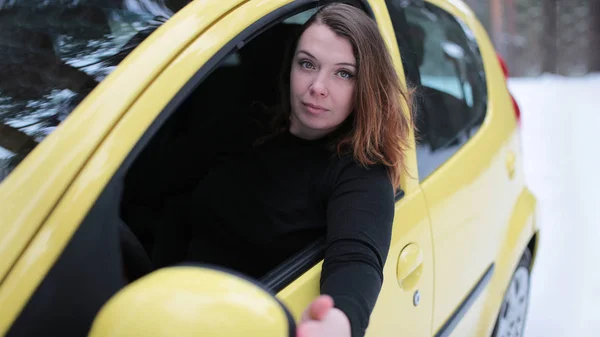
[0,122,38,155]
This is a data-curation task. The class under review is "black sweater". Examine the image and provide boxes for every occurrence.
[161,129,395,337]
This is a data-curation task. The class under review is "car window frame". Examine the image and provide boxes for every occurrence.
[90,0,380,293]
[386,0,489,182]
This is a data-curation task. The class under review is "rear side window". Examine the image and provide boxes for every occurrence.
[0,1,187,183]
[386,1,488,180]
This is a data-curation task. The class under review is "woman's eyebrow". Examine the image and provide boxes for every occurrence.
[297,50,316,59]
[336,62,356,68]
[297,50,356,68]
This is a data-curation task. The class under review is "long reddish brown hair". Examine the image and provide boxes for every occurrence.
[272,3,414,191]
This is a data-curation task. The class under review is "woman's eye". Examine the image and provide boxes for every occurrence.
[300,61,315,69]
[337,70,354,79]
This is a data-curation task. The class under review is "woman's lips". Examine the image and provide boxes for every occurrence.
[303,102,328,114]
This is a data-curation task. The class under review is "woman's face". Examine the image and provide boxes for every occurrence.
[289,23,356,140]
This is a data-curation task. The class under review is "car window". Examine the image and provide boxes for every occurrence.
[386,0,488,180]
[120,5,317,273]
[118,2,375,291]
[0,0,189,183]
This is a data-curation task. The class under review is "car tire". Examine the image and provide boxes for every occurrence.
[491,248,532,337]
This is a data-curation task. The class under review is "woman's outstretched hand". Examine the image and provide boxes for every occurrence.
[296,295,351,337]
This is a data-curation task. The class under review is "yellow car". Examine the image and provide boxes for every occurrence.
[0,0,539,337]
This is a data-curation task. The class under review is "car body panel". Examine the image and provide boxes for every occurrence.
[436,132,537,337]
[364,191,434,337]
[418,0,537,336]
[0,0,539,336]
[0,0,246,286]
[474,185,536,337]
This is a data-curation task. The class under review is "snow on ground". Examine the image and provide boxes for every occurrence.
[508,74,600,337]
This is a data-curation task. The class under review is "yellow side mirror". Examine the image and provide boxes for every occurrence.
[89,265,295,337]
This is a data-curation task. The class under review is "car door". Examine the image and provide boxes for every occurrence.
[387,0,522,336]
[1,1,434,336]
[100,1,434,336]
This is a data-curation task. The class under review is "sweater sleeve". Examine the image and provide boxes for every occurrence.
[320,160,395,337]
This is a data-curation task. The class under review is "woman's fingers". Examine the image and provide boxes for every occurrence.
[300,295,334,323]
[296,307,351,337]
[307,295,334,321]
[296,320,321,337]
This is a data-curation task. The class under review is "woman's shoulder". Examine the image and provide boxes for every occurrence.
[329,155,393,193]
[332,154,388,175]
[326,155,395,218]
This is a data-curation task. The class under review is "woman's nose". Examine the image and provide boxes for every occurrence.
[309,73,328,97]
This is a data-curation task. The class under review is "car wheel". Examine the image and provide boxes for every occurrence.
[491,249,532,337]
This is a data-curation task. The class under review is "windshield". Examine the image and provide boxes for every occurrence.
[0,0,188,183]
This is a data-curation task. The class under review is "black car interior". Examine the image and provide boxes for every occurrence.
[118,19,308,282]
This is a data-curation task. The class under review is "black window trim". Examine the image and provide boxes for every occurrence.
[434,263,495,337]
[423,2,488,151]
[261,184,403,292]
[104,0,381,292]
[260,236,327,291]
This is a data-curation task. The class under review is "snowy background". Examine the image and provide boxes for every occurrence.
[509,74,600,337]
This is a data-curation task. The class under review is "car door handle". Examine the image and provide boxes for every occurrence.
[506,151,516,179]
[397,243,423,290]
